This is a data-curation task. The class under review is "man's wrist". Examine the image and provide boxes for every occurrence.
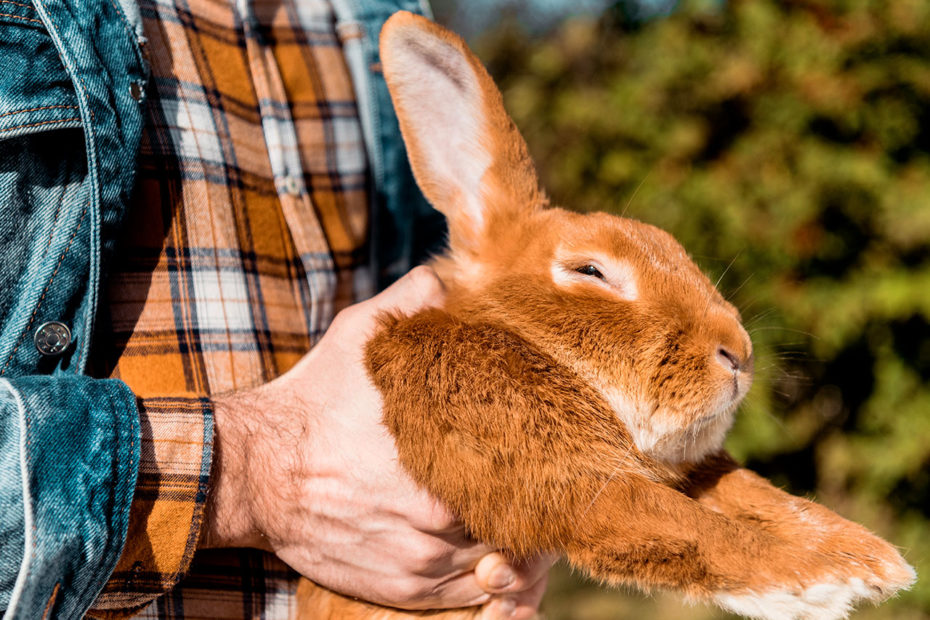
[201,391,268,550]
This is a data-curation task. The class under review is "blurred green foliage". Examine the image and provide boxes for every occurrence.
[474,0,930,617]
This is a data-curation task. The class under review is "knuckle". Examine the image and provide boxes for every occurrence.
[410,538,452,573]
[422,500,459,532]
[403,492,460,534]
[385,578,434,607]
[327,308,351,332]
[380,580,411,606]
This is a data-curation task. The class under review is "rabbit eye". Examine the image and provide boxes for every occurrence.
[575,264,605,280]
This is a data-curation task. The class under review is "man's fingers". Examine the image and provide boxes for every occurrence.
[329,265,445,346]
[481,571,549,620]
[474,552,555,594]
[394,572,492,611]
[322,265,446,351]
[476,553,554,619]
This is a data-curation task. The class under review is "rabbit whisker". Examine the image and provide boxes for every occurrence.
[580,460,627,519]
[620,168,653,218]
[742,306,776,327]
[725,272,754,303]
[760,408,788,429]
[701,251,742,321]
[749,327,819,339]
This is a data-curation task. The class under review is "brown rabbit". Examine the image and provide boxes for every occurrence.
[295,11,916,620]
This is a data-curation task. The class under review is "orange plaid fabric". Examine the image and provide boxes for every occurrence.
[89,0,370,616]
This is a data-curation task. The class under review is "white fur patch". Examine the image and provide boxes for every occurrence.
[601,388,664,452]
[598,387,733,463]
[714,578,881,620]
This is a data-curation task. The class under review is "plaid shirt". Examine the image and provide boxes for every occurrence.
[89,0,371,616]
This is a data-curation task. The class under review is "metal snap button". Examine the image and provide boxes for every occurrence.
[129,81,144,102]
[34,321,72,356]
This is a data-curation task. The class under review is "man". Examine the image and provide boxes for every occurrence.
[0,0,548,617]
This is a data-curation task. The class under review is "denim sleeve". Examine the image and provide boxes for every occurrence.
[0,375,140,620]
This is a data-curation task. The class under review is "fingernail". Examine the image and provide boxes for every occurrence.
[489,564,516,589]
[496,597,516,618]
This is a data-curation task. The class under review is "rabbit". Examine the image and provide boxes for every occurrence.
[294,11,916,620]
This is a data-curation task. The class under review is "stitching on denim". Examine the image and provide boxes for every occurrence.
[40,183,70,264]
[0,118,81,134]
[41,582,60,619]
[0,11,40,24]
[33,1,96,122]
[0,105,79,120]
[0,0,35,11]
[0,203,89,376]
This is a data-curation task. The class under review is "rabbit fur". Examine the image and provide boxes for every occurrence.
[294,11,916,620]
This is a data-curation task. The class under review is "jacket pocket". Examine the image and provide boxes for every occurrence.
[0,2,82,137]
[0,3,89,375]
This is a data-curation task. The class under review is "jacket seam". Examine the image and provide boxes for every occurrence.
[31,1,96,122]
[0,202,89,376]
[0,0,35,11]
[35,0,104,376]
[41,583,60,620]
[94,386,140,615]
[0,105,79,119]
[81,384,139,616]
[0,118,81,134]
[0,10,40,25]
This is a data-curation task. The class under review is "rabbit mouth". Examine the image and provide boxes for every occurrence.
[600,386,737,463]
[654,409,736,464]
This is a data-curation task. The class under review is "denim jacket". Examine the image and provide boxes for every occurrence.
[0,1,437,618]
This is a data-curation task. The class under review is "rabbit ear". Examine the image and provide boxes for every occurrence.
[380,11,544,253]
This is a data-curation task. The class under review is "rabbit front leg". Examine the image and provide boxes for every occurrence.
[562,473,807,603]
[676,452,916,619]
[564,468,916,620]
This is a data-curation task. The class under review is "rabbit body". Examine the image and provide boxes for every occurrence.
[294,11,915,620]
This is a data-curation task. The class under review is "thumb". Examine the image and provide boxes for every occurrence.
[364,265,447,317]
[327,265,447,349]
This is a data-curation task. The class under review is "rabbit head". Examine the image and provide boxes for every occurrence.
[381,12,753,464]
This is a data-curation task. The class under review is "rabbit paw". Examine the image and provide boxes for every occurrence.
[709,485,918,620]
[714,556,915,620]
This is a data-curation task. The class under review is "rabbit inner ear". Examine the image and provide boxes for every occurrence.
[383,26,492,245]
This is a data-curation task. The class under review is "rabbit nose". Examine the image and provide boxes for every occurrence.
[716,347,741,371]
[715,343,753,373]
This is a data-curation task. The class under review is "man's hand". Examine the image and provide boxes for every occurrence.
[201,266,550,619]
